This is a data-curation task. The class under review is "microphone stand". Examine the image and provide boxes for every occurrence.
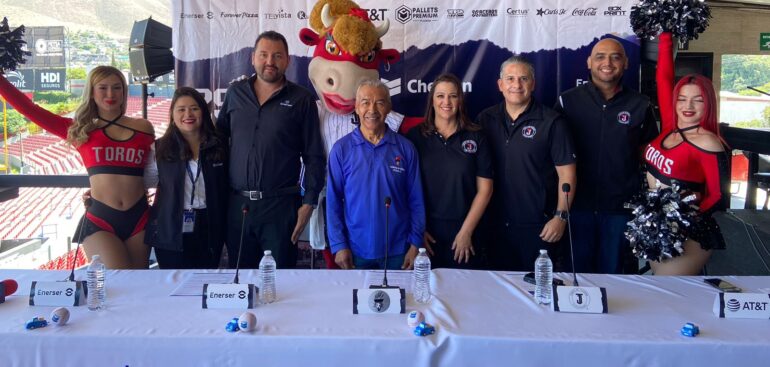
[371,197,396,289]
[67,198,91,282]
[233,204,249,284]
[563,183,578,287]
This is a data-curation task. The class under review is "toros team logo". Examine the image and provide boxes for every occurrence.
[617,111,631,124]
[522,126,537,138]
[461,140,478,153]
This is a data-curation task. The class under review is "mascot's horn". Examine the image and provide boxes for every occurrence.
[375,19,389,38]
[321,4,336,29]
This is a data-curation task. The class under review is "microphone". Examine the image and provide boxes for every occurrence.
[0,279,18,304]
[233,203,249,284]
[2,279,18,296]
[381,197,392,287]
[562,183,578,287]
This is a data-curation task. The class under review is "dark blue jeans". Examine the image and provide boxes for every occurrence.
[569,211,632,274]
[353,253,406,270]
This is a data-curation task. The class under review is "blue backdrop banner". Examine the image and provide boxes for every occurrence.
[172,0,640,119]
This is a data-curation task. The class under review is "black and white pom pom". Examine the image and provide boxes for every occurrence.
[630,0,711,41]
[624,182,700,262]
[0,17,31,72]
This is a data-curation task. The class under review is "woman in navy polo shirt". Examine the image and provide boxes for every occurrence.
[406,74,493,268]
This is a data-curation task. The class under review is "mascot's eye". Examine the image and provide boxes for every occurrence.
[325,40,340,55]
[359,51,376,63]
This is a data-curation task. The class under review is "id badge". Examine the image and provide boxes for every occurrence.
[182,210,196,233]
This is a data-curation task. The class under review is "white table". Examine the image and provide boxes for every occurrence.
[0,269,768,366]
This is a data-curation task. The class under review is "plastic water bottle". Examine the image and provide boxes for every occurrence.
[413,248,431,304]
[535,249,553,305]
[259,250,276,304]
[86,255,106,311]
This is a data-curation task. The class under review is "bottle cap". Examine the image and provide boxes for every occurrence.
[91,254,101,262]
[418,248,426,254]
[539,249,547,254]
[264,250,272,256]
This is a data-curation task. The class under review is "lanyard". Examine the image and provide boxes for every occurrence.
[186,160,202,207]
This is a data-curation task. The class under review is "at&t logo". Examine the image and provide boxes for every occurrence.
[363,8,388,21]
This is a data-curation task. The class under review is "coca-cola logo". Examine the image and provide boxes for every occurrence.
[572,7,597,16]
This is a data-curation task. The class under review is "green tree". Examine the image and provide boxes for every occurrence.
[67,67,87,80]
[1,110,30,135]
[721,55,770,93]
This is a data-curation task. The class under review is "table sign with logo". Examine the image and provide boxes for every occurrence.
[714,293,770,319]
[202,283,258,309]
[552,286,608,314]
[353,288,405,314]
[29,281,86,307]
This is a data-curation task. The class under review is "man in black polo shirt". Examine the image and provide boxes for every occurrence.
[477,56,577,271]
[217,31,325,269]
[554,37,658,274]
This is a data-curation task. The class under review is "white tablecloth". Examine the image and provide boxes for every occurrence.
[0,269,768,367]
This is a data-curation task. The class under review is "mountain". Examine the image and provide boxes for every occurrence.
[1,0,171,40]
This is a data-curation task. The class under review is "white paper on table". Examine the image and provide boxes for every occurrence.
[364,270,413,293]
[170,272,236,296]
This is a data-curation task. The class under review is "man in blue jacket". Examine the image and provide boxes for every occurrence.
[326,79,426,270]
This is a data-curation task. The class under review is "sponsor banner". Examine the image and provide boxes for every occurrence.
[173,0,639,118]
[4,69,35,91]
[34,68,66,91]
[23,27,66,68]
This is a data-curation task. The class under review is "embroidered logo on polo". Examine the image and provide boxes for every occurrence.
[461,140,478,153]
[522,126,537,138]
[389,156,405,174]
[280,100,293,108]
[617,111,631,124]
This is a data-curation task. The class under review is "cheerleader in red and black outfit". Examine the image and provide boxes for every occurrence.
[643,32,730,275]
[0,66,154,269]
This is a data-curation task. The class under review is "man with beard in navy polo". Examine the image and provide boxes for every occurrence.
[554,38,658,274]
[477,56,577,271]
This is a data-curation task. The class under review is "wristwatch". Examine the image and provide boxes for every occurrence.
[554,210,568,221]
